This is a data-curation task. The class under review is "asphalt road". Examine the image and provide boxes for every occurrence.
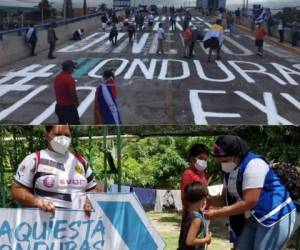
[0,15,300,125]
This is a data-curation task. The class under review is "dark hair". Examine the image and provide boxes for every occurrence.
[159,23,163,27]
[213,135,249,157]
[188,143,209,160]
[45,125,71,133]
[185,181,208,203]
[45,126,54,132]
[216,19,222,25]
[103,69,115,79]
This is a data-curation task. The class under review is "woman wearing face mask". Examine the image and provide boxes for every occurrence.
[11,125,97,217]
[205,135,296,250]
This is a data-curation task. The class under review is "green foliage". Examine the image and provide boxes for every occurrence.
[0,125,300,208]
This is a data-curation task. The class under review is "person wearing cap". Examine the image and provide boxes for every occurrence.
[54,60,80,125]
[94,69,122,124]
[205,135,296,250]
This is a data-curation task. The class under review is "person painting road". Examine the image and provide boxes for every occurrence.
[203,19,224,62]
[11,125,97,216]
[205,135,296,250]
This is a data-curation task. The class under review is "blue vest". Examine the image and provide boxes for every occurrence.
[236,152,296,227]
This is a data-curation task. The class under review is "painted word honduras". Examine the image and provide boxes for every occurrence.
[0,59,300,125]
[0,218,105,249]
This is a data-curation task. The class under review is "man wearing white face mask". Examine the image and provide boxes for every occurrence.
[11,125,97,217]
[205,135,296,250]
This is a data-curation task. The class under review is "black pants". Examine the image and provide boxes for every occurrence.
[48,42,56,58]
[189,42,195,57]
[55,104,80,125]
[128,32,134,42]
[171,21,176,31]
[30,42,37,56]
[279,30,284,43]
[111,35,117,45]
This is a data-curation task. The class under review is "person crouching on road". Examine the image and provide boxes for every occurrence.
[73,29,84,40]
[94,69,122,125]
[54,60,80,125]
[203,19,224,62]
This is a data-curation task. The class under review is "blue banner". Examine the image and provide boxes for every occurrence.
[0,193,166,250]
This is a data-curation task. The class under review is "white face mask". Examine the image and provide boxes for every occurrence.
[195,159,207,172]
[50,136,71,155]
[221,161,237,173]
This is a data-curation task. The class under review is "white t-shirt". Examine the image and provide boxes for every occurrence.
[225,158,270,217]
[156,28,165,40]
[14,149,97,209]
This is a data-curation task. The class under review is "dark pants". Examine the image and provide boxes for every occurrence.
[279,30,284,43]
[48,42,56,58]
[189,42,195,57]
[171,21,176,31]
[128,32,134,42]
[292,32,298,46]
[30,42,37,56]
[111,35,117,45]
[55,104,80,125]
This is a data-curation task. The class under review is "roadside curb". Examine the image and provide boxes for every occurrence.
[236,24,300,57]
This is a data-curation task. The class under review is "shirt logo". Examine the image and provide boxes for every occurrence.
[59,179,86,186]
[75,164,85,175]
[20,165,26,172]
[43,176,55,188]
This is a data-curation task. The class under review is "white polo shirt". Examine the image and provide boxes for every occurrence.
[14,149,97,209]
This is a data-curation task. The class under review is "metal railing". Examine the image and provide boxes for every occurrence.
[0,8,126,40]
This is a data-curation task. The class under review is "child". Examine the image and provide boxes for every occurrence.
[178,181,212,250]
[255,23,267,56]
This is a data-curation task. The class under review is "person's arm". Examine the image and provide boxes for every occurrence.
[186,218,212,247]
[69,77,79,107]
[206,187,226,207]
[205,188,261,219]
[11,183,55,215]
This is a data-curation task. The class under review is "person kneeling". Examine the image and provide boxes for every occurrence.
[73,29,84,40]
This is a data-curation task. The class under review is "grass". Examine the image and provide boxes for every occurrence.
[147,211,231,250]
[147,211,299,250]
